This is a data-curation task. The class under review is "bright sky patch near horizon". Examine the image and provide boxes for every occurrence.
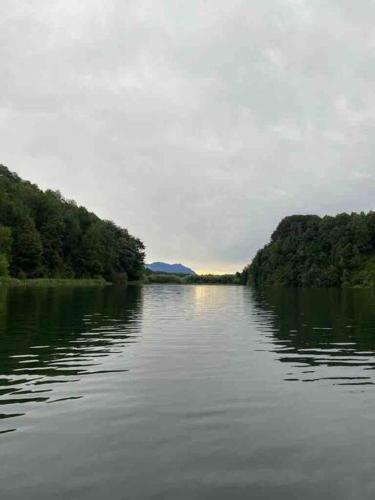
[1,0,374,273]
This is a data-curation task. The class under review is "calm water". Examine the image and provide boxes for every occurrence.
[1,285,375,499]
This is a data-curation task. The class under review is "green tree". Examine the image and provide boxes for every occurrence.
[0,164,145,281]
[0,226,12,256]
[246,211,375,288]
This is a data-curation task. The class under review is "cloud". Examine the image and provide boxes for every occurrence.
[0,0,374,272]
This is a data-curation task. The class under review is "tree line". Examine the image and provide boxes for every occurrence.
[144,269,243,285]
[245,213,375,287]
[0,165,145,282]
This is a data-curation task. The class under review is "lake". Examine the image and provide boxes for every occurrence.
[1,284,375,499]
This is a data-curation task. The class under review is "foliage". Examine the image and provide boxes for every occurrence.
[0,278,108,287]
[145,272,186,284]
[144,269,242,285]
[246,213,375,288]
[0,165,145,281]
[185,273,242,284]
[0,254,9,277]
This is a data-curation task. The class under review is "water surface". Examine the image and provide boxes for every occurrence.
[1,285,375,499]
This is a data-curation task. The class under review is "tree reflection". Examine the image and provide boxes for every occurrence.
[0,285,143,427]
[250,287,375,384]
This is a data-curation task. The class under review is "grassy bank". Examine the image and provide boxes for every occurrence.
[0,278,110,288]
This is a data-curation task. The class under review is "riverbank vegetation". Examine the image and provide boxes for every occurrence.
[0,165,145,283]
[245,213,375,287]
[0,278,109,287]
[144,269,243,285]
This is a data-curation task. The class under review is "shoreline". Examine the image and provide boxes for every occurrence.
[0,278,110,288]
[0,278,244,288]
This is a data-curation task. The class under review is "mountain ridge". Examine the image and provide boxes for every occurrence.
[146,262,196,275]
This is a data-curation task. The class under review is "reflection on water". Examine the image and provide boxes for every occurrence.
[2,285,375,435]
[0,286,142,433]
[2,285,375,499]
[251,287,375,387]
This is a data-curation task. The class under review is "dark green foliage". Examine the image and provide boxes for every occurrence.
[0,225,12,278]
[185,273,242,284]
[246,213,375,288]
[0,165,145,281]
[0,226,12,256]
[145,271,186,284]
[11,219,43,277]
[144,269,242,285]
[0,254,9,277]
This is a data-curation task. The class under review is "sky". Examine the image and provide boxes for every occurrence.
[1,0,374,273]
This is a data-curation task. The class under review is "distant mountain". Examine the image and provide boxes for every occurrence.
[146,262,196,275]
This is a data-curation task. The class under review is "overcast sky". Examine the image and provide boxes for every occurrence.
[1,0,374,273]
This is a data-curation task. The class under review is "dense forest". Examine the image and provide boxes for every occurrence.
[246,213,375,288]
[0,165,145,282]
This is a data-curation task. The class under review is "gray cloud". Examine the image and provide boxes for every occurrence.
[1,0,374,272]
